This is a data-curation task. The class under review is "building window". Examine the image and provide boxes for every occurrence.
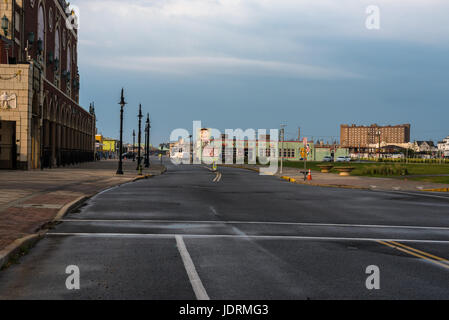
[49,8,53,32]
[37,5,45,58]
[67,45,71,73]
[15,12,20,32]
[55,28,60,66]
[62,30,66,49]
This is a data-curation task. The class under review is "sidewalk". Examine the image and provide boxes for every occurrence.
[225,164,449,192]
[0,160,165,253]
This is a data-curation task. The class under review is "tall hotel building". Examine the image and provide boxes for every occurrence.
[340,124,411,151]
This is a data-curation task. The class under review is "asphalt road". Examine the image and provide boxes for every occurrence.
[0,158,448,299]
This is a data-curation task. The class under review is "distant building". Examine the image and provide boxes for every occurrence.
[102,138,118,153]
[414,141,437,153]
[437,137,449,157]
[95,135,118,160]
[340,124,411,149]
[170,135,349,163]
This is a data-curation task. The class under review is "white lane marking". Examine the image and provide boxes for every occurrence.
[209,207,219,217]
[375,190,449,200]
[47,233,449,244]
[60,219,449,231]
[212,172,222,183]
[175,235,210,301]
[213,172,222,182]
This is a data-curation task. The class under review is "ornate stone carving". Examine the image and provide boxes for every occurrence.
[0,92,17,110]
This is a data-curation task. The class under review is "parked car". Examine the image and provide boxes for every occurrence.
[335,156,351,162]
[322,156,333,162]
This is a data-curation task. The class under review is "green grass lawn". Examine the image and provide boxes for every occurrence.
[407,176,449,184]
[282,161,449,179]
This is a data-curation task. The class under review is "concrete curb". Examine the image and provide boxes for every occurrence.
[0,195,89,270]
[0,233,45,270]
[221,165,371,191]
[53,196,88,222]
[219,164,260,172]
[220,164,449,193]
[133,174,153,182]
[423,188,449,192]
[0,168,168,271]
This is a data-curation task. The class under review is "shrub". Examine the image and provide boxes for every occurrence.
[361,164,408,176]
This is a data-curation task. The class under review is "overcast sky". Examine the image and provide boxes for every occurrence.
[75,0,449,145]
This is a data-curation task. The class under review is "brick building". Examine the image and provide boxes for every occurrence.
[0,0,95,169]
[340,124,411,151]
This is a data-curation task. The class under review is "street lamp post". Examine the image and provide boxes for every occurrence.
[145,113,150,168]
[116,88,126,175]
[136,104,143,170]
[377,129,381,159]
[280,124,286,174]
[189,134,193,164]
[132,130,136,161]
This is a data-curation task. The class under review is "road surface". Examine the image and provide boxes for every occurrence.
[0,159,448,299]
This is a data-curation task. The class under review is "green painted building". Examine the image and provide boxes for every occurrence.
[276,141,349,162]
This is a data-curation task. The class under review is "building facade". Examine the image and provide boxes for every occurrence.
[413,141,437,153]
[437,136,449,158]
[340,124,411,151]
[170,136,349,163]
[0,0,95,169]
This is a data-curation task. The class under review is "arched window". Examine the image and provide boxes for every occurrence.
[67,44,71,73]
[37,5,45,52]
[55,28,60,64]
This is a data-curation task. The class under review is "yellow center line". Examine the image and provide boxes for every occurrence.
[377,241,449,270]
[389,241,449,263]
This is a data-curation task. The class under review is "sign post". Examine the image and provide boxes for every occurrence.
[159,146,163,165]
[303,137,308,172]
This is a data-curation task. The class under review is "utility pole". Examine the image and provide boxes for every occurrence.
[145,113,150,168]
[189,134,193,164]
[136,104,143,170]
[377,129,381,160]
[297,127,301,141]
[280,124,286,174]
[132,130,136,161]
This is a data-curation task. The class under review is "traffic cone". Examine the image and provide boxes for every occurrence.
[307,169,312,181]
